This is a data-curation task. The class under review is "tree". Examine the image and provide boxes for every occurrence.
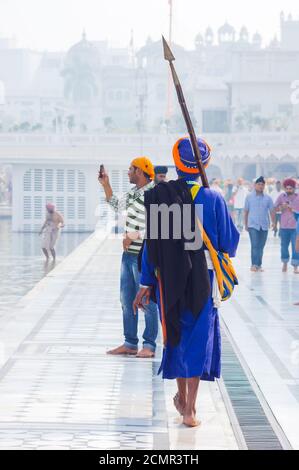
[66,115,75,133]
[19,121,31,132]
[62,59,98,104]
[32,123,43,132]
[104,116,114,132]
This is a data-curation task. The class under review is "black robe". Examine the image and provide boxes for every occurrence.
[142,179,211,347]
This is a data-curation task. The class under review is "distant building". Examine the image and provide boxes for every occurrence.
[0,13,299,133]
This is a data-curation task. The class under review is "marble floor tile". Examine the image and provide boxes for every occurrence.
[0,236,239,450]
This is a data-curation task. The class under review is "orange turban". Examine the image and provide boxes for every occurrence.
[131,157,155,180]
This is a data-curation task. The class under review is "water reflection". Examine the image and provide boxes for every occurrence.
[0,219,91,316]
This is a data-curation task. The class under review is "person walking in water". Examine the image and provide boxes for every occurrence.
[39,203,64,261]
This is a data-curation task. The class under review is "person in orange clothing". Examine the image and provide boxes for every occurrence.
[98,157,159,358]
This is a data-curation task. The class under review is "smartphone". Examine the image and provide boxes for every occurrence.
[99,164,105,179]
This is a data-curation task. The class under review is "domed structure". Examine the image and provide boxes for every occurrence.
[146,36,153,46]
[195,32,204,49]
[62,31,101,104]
[61,31,103,131]
[239,26,249,43]
[65,31,101,71]
[218,22,235,44]
[205,27,214,45]
[269,35,280,49]
[252,31,262,47]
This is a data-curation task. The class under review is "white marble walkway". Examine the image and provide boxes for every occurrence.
[222,232,299,449]
[0,232,237,450]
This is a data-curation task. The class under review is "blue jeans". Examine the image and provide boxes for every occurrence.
[280,228,299,267]
[248,228,268,268]
[235,208,244,230]
[120,252,158,352]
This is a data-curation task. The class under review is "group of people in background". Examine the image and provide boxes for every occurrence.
[213,176,299,274]
[39,169,299,277]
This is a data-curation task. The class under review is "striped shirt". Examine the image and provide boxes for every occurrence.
[107,181,155,255]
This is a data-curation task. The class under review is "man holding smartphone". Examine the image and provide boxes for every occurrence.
[98,158,158,358]
[274,179,299,273]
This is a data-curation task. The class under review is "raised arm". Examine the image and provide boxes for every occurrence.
[98,168,113,202]
[98,167,129,213]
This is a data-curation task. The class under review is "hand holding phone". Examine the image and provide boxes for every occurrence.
[98,164,109,186]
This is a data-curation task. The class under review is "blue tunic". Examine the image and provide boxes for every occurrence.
[140,183,240,380]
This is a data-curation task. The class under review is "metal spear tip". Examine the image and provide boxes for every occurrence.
[162,35,175,62]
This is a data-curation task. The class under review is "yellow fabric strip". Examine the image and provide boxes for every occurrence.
[190,184,225,297]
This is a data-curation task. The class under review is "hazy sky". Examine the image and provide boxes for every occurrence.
[1,0,299,51]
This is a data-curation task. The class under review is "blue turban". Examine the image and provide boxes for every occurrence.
[154,166,168,175]
[255,176,265,184]
[173,137,211,180]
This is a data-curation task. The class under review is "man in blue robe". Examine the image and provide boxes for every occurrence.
[133,137,239,427]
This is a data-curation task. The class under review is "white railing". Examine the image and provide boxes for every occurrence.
[0,132,299,147]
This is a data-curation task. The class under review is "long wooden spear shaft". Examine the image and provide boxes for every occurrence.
[162,36,209,188]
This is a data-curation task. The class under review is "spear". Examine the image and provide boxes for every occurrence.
[162,35,209,188]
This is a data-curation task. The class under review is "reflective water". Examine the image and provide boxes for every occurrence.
[0,219,91,317]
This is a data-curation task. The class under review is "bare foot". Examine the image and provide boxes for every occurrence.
[107,345,138,356]
[250,266,258,272]
[294,267,299,274]
[173,393,185,416]
[136,348,155,358]
[183,413,201,428]
[282,263,288,273]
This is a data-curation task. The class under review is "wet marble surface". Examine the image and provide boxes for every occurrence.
[0,219,90,318]
[222,232,299,449]
[0,233,237,450]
